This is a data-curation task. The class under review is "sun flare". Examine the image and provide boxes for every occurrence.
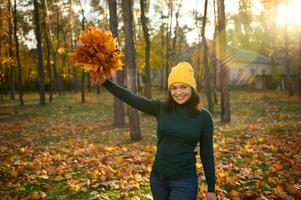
[277,0,301,26]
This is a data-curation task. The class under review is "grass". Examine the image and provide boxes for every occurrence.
[1,88,301,199]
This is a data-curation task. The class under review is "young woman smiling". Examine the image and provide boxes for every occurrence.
[100,62,217,200]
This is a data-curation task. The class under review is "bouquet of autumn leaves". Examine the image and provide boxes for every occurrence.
[70,25,123,84]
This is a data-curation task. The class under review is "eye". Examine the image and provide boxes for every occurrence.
[171,86,177,91]
[180,85,188,89]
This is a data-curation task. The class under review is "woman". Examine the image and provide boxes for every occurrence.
[100,62,216,200]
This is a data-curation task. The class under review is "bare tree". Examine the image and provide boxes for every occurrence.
[0,69,3,102]
[52,0,63,95]
[155,2,167,92]
[171,0,182,67]
[212,0,218,104]
[201,0,214,113]
[7,0,15,100]
[33,0,46,105]
[79,0,86,103]
[160,22,166,92]
[140,0,151,98]
[69,0,77,93]
[0,42,3,102]
[284,0,293,96]
[42,0,53,102]
[122,0,142,141]
[217,0,230,122]
[164,0,174,92]
[299,32,301,100]
[0,4,4,102]
[108,0,125,126]
[13,0,24,105]
[193,5,202,92]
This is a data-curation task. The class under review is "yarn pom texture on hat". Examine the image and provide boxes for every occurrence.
[168,62,196,89]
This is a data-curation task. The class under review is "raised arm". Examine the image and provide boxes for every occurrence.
[199,110,216,193]
[102,79,160,117]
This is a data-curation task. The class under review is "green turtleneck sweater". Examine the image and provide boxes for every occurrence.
[102,79,216,192]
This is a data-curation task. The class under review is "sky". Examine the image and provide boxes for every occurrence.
[176,0,218,43]
[23,0,242,49]
[74,0,240,44]
[24,0,301,49]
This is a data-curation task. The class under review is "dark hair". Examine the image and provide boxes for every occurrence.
[163,87,201,117]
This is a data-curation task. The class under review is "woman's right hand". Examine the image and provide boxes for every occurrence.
[97,67,106,84]
[90,71,106,84]
[99,75,106,84]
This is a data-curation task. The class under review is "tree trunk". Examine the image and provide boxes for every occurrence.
[0,42,4,102]
[0,16,3,102]
[217,0,230,122]
[33,0,46,105]
[299,32,301,100]
[212,0,218,104]
[4,62,9,96]
[0,67,3,102]
[87,73,91,92]
[69,0,77,93]
[26,64,32,90]
[298,66,301,99]
[80,5,86,103]
[196,45,201,92]
[140,0,151,98]
[53,0,63,95]
[160,22,165,92]
[42,0,53,102]
[62,31,67,95]
[122,0,142,141]
[108,0,125,126]
[81,70,85,103]
[96,83,100,94]
[8,0,15,100]
[13,0,24,105]
[164,0,173,92]
[201,0,214,113]
[160,69,164,92]
[137,72,141,93]
[211,47,218,105]
[171,1,181,67]
[284,0,293,96]
[193,2,202,92]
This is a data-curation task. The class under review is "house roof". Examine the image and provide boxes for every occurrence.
[226,46,272,64]
[177,44,273,65]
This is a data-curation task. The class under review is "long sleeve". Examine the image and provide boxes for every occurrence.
[199,111,216,192]
[102,79,160,117]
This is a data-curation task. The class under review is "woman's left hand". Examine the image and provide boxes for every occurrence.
[206,192,217,200]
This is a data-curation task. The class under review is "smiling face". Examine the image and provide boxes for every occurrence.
[170,82,192,104]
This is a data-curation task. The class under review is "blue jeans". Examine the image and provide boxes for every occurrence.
[150,169,198,200]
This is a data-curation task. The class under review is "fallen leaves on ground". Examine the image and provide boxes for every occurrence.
[0,120,155,199]
[0,91,301,199]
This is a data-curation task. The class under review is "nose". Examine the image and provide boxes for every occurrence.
[176,88,182,95]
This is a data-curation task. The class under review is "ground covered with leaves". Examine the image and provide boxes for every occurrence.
[0,89,300,199]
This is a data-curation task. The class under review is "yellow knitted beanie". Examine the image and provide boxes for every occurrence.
[168,62,196,89]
